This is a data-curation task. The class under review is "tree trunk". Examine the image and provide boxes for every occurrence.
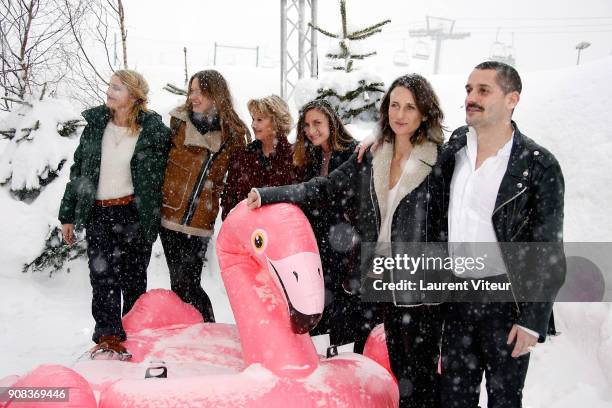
[117,0,127,69]
[183,47,188,85]
[18,0,37,99]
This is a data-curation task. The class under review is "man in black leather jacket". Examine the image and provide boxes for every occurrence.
[439,61,566,408]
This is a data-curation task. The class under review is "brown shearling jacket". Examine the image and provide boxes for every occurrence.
[161,106,248,236]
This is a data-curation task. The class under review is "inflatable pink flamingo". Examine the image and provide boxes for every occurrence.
[1,202,398,407]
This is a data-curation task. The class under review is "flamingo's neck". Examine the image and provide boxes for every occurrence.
[222,259,320,378]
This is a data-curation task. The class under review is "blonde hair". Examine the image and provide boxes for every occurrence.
[247,95,293,137]
[111,69,149,135]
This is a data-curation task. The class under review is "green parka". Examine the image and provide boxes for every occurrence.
[58,105,171,243]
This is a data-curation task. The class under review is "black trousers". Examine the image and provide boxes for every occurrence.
[384,304,442,408]
[159,227,215,322]
[441,303,531,408]
[86,203,152,343]
[310,233,383,354]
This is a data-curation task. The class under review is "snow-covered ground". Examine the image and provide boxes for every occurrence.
[1,57,611,406]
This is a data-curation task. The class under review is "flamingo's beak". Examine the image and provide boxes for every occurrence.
[268,252,325,334]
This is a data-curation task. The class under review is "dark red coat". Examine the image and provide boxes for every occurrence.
[221,137,297,219]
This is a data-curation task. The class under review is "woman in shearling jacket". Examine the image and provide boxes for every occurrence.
[59,70,171,360]
[160,70,250,323]
[248,74,447,408]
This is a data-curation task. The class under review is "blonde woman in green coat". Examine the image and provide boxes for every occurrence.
[59,70,170,360]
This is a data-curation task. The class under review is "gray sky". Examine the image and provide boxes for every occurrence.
[125,0,612,74]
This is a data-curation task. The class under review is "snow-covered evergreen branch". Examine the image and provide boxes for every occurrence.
[163,83,187,96]
[349,19,391,39]
[308,23,338,39]
[350,29,384,41]
[350,52,377,60]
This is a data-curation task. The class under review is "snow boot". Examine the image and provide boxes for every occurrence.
[90,335,132,361]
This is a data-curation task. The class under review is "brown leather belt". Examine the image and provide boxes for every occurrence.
[95,194,135,207]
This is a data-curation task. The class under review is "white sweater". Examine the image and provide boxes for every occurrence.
[95,122,139,200]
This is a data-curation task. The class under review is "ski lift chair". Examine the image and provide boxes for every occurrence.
[489,41,507,61]
[490,42,516,67]
[393,50,410,67]
[412,40,430,60]
[502,44,516,66]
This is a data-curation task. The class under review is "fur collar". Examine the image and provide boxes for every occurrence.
[170,105,222,152]
[372,139,437,223]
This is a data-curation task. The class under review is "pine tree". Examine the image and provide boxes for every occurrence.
[309,0,390,122]
[0,98,85,201]
[22,226,87,275]
[0,96,87,275]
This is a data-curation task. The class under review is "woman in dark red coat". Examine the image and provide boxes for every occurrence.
[221,95,296,219]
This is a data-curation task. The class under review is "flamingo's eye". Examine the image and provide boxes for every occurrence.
[251,229,268,254]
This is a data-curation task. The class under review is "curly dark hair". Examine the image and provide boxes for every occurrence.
[377,74,445,146]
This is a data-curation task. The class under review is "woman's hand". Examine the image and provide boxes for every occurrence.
[355,135,380,163]
[246,189,261,209]
[62,223,75,245]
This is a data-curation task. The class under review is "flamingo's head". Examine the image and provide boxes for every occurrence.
[217,201,325,334]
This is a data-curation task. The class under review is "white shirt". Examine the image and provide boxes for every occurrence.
[377,176,403,248]
[448,128,539,338]
[96,122,139,200]
[448,127,513,279]
[376,158,410,257]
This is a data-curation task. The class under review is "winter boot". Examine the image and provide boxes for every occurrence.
[90,335,132,361]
